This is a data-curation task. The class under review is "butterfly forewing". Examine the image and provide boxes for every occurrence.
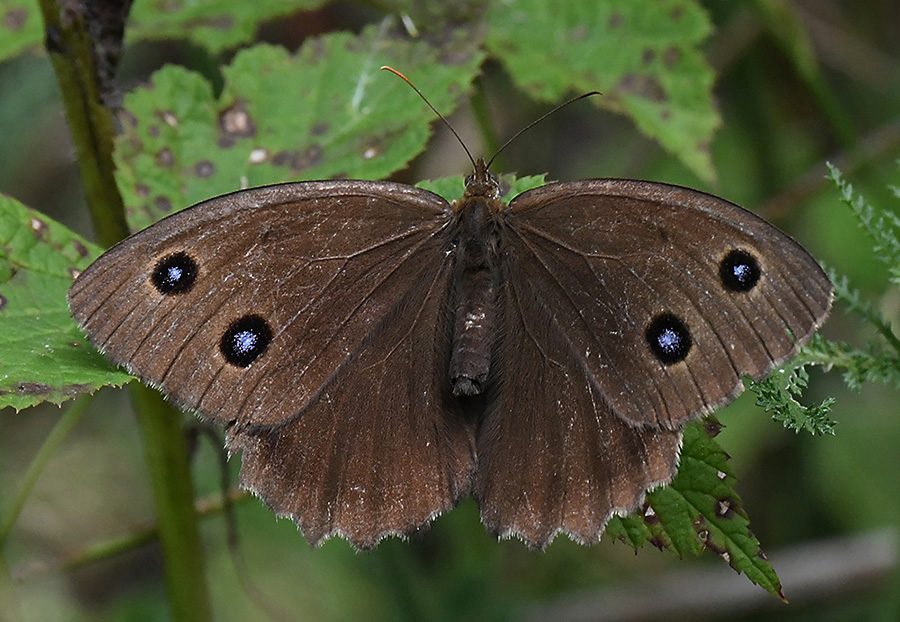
[500,180,832,429]
[69,181,455,429]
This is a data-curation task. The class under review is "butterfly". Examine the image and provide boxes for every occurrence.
[68,85,832,549]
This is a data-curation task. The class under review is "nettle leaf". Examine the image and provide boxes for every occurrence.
[1,0,325,64]
[0,194,132,411]
[127,0,328,54]
[115,26,484,231]
[485,0,719,183]
[606,418,785,600]
[0,0,40,62]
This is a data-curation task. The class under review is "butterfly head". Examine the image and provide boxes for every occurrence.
[463,157,501,203]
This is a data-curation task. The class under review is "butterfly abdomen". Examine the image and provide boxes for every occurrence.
[449,195,502,397]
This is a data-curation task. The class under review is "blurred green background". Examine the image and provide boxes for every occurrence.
[2,0,899,620]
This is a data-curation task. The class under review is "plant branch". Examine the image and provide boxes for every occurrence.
[37,2,212,620]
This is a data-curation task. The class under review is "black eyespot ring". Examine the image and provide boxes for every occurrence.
[646,313,692,365]
[151,252,198,295]
[220,315,273,368]
[719,249,760,293]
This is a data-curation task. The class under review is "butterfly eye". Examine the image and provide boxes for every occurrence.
[719,249,761,293]
[645,312,692,365]
[220,315,273,367]
[151,251,198,295]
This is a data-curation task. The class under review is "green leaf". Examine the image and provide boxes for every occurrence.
[606,418,785,600]
[827,163,900,288]
[802,332,900,393]
[0,0,41,62]
[485,0,719,183]
[749,363,837,436]
[0,194,132,411]
[115,27,484,231]
[417,174,548,204]
[127,0,328,54]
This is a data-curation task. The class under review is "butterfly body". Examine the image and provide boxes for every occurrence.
[69,160,831,549]
[449,159,503,396]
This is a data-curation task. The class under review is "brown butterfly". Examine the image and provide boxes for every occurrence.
[68,84,832,549]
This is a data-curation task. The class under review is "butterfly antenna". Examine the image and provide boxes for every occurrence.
[381,66,477,170]
[486,91,601,170]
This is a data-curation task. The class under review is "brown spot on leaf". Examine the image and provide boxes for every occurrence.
[148,125,160,138]
[31,217,48,240]
[155,196,173,213]
[135,183,150,197]
[72,239,89,258]
[0,294,7,311]
[570,25,587,41]
[293,146,323,171]
[2,8,27,30]
[69,267,81,279]
[218,135,236,148]
[670,5,684,20]
[157,110,178,127]
[642,503,659,525]
[272,151,291,167]
[155,147,175,168]
[642,48,656,65]
[663,46,681,68]
[194,160,215,178]
[618,74,666,102]
[648,535,666,551]
[119,109,138,128]
[61,383,93,397]
[17,382,51,396]
[704,417,724,437]
[219,102,256,138]
[272,147,323,171]
[608,13,623,28]
[69,341,82,347]
[715,497,738,519]
[311,122,329,136]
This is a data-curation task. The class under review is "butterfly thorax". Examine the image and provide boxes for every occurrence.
[449,163,503,397]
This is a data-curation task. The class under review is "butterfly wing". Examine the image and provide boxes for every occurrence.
[498,180,832,429]
[474,179,831,547]
[229,252,475,547]
[69,181,476,547]
[476,259,682,546]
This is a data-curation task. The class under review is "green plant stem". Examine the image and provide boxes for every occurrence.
[37,2,213,620]
[37,0,129,248]
[132,384,213,622]
[0,396,90,543]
